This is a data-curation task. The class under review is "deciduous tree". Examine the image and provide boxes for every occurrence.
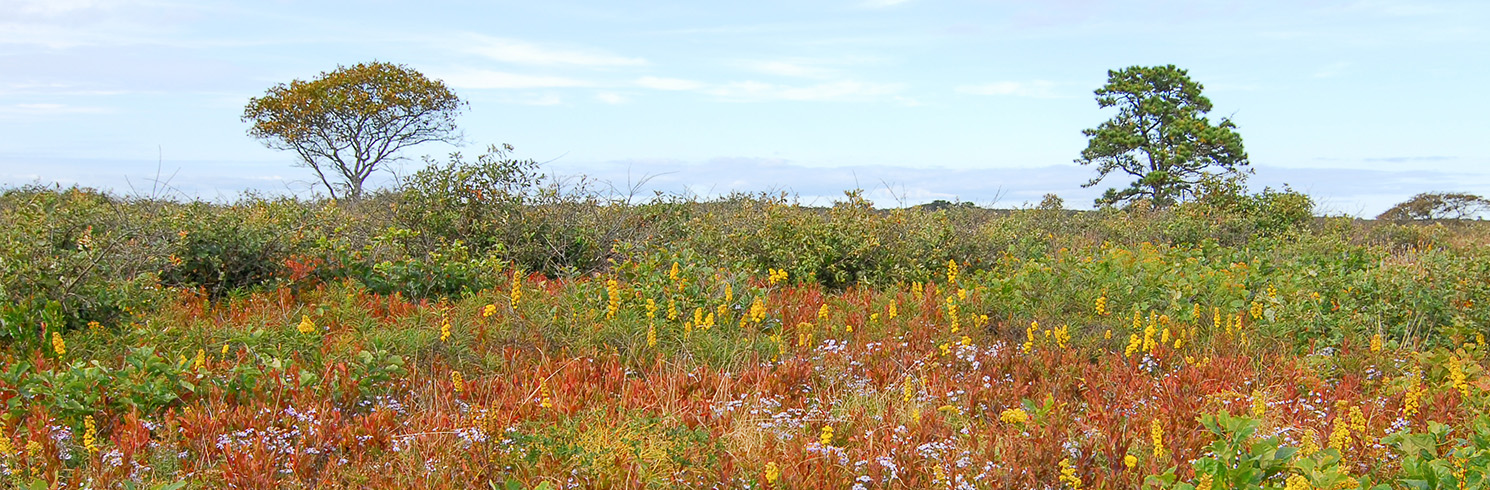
[243,61,465,199]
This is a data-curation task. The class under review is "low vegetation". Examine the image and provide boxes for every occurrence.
[0,162,1486,489]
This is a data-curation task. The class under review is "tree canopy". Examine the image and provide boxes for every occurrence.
[242,61,465,200]
[1377,192,1490,221]
[1076,65,1248,207]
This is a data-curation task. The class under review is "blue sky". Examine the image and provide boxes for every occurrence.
[2,0,1487,215]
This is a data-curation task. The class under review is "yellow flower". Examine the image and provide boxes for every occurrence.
[297,315,317,335]
[1151,419,1165,458]
[888,302,897,320]
[540,382,553,408]
[1402,370,1424,419]
[509,269,523,308]
[946,259,959,284]
[482,304,496,318]
[1058,457,1082,489]
[819,425,834,446]
[1370,333,1383,353]
[999,408,1029,425]
[647,323,657,348]
[724,282,732,303]
[1094,295,1108,316]
[193,349,206,371]
[221,343,230,357]
[451,371,465,393]
[1283,474,1311,490]
[51,331,65,356]
[1447,355,1469,397]
[764,461,781,488]
[83,415,98,454]
[606,279,621,319]
[669,262,680,282]
[1123,454,1137,470]
[440,319,451,342]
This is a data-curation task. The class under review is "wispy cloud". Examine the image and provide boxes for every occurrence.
[433,69,594,89]
[594,92,628,104]
[458,34,648,67]
[634,76,707,91]
[635,75,904,102]
[861,0,915,8]
[0,103,112,116]
[956,80,1066,98]
[704,80,905,102]
[734,59,840,79]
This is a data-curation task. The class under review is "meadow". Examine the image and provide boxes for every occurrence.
[0,173,1486,489]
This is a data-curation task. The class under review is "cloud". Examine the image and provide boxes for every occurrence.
[635,76,708,91]
[0,103,112,116]
[734,59,840,79]
[594,92,628,104]
[433,69,593,89]
[459,34,648,67]
[956,80,1065,98]
[705,80,905,102]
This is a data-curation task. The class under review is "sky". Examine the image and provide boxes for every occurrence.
[2,0,1487,215]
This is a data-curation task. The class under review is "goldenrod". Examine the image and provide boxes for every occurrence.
[764,462,781,488]
[451,371,464,393]
[482,304,496,318]
[298,315,316,335]
[1151,419,1164,457]
[999,408,1029,424]
[1370,333,1383,353]
[1058,457,1082,489]
[819,425,834,446]
[606,279,620,319]
[83,415,98,454]
[51,331,65,356]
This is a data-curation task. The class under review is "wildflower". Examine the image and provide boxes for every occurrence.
[724,282,733,303]
[1151,419,1164,458]
[87,321,101,330]
[999,408,1029,425]
[1284,474,1311,490]
[1299,431,1320,457]
[645,299,658,320]
[960,335,971,347]
[888,302,897,320]
[669,262,680,282]
[540,382,553,408]
[1250,301,1263,320]
[946,259,959,284]
[221,343,229,357]
[1447,355,1469,397]
[819,425,834,446]
[1402,369,1424,419]
[1054,324,1070,349]
[606,279,620,319]
[946,298,960,333]
[193,349,205,371]
[1104,329,1112,340]
[83,415,98,454]
[0,429,10,462]
[1192,473,1218,490]
[667,299,679,321]
[1058,457,1082,489]
[938,405,960,415]
[1328,411,1352,449]
[1267,283,1277,298]
[902,378,915,403]
[767,268,788,285]
[298,315,317,335]
[440,319,451,342]
[1370,333,1383,353]
[482,304,496,318]
[509,269,523,308]
[1123,454,1136,470]
[51,331,65,356]
[451,371,464,393]
[1251,390,1266,419]
[749,297,766,324]
[1095,295,1108,316]
[1125,333,1141,357]
[764,462,781,488]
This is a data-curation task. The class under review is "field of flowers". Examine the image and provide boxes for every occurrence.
[1,184,1488,489]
